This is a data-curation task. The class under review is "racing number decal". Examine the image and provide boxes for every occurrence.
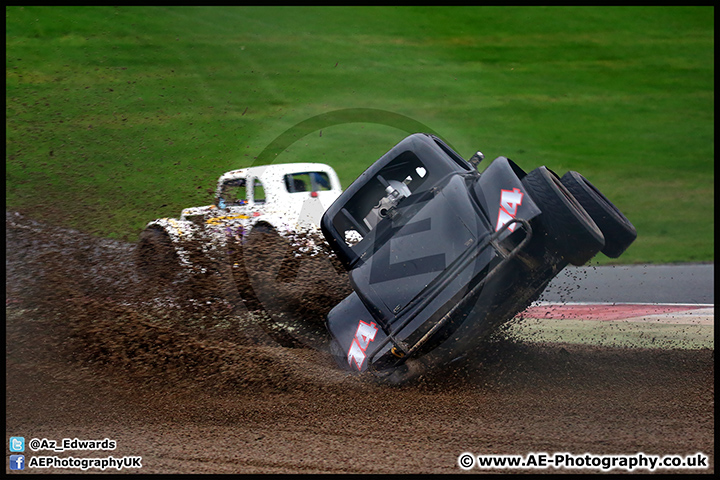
[347,320,378,371]
[496,188,524,232]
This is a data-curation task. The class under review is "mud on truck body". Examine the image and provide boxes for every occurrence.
[321,133,636,384]
[136,162,342,280]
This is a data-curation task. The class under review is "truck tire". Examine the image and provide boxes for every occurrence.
[560,171,637,258]
[239,224,307,348]
[135,227,181,281]
[522,166,605,266]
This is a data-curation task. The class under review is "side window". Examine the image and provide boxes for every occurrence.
[253,178,266,204]
[284,172,332,193]
[310,172,332,191]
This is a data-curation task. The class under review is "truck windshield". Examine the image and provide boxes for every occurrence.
[219,178,247,207]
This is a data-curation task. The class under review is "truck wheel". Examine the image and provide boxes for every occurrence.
[522,166,605,266]
[239,224,306,348]
[135,227,181,281]
[560,171,637,258]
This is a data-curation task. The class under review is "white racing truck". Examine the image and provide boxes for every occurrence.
[135,162,343,281]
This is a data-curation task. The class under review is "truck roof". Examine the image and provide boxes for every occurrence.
[217,162,338,185]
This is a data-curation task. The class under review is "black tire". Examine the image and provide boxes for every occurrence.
[135,227,181,280]
[522,167,605,266]
[560,171,637,258]
[239,224,306,348]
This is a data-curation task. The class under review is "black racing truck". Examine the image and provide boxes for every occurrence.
[320,133,636,383]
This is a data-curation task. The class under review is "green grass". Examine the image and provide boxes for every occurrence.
[6,6,714,263]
